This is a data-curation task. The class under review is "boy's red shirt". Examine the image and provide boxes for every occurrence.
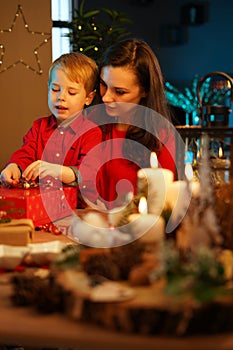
[6,113,102,204]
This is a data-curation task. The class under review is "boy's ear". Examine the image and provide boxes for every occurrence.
[85,90,96,106]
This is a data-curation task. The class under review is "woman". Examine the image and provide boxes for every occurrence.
[93,38,176,209]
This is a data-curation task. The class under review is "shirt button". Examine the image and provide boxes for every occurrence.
[60,130,64,135]
[56,153,60,157]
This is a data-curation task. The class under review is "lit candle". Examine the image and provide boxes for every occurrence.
[218,146,230,183]
[138,196,147,214]
[150,151,158,168]
[128,196,165,246]
[163,164,199,232]
[211,145,230,183]
[219,146,223,159]
[137,152,174,216]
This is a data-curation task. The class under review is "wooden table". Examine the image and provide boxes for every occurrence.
[0,229,232,350]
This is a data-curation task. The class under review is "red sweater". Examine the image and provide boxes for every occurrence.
[96,125,176,209]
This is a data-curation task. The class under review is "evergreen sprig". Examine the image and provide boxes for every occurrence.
[150,241,230,303]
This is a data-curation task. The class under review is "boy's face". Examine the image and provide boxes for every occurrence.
[48,67,94,123]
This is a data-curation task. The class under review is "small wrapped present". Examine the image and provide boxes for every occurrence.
[0,218,34,246]
[0,186,77,227]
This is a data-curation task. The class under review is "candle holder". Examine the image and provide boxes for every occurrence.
[196,71,233,127]
[176,126,233,184]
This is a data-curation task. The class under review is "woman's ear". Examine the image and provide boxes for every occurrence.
[85,90,96,106]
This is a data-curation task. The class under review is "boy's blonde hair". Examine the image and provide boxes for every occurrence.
[49,52,98,94]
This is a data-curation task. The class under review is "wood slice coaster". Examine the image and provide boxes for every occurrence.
[56,270,233,336]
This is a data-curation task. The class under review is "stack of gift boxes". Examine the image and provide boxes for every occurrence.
[0,185,77,245]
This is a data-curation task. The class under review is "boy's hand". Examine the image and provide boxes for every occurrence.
[0,163,21,186]
[23,160,63,181]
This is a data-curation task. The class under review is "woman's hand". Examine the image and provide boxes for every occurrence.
[0,163,21,186]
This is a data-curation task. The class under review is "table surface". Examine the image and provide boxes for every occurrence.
[0,228,233,350]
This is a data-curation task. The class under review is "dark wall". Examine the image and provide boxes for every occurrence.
[84,0,233,86]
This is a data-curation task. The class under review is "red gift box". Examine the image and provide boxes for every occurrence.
[0,186,77,227]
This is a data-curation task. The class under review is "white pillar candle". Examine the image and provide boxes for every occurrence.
[128,196,165,244]
[164,163,200,233]
[137,165,174,216]
[128,212,165,244]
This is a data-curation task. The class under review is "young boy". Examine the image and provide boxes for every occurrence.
[0,52,102,206]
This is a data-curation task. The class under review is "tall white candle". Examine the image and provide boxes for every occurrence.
[137,152,174,216]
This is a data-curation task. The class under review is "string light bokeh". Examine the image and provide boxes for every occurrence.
[0,4,51,75]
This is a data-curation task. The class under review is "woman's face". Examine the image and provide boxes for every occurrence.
[99,65,146,120]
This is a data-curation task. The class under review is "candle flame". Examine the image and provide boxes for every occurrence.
[138,196,148,215]
[219,146,223,158]
[185,163,193,181]
[150,152,158,169]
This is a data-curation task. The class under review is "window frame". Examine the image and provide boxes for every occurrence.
[51,0,78,60]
